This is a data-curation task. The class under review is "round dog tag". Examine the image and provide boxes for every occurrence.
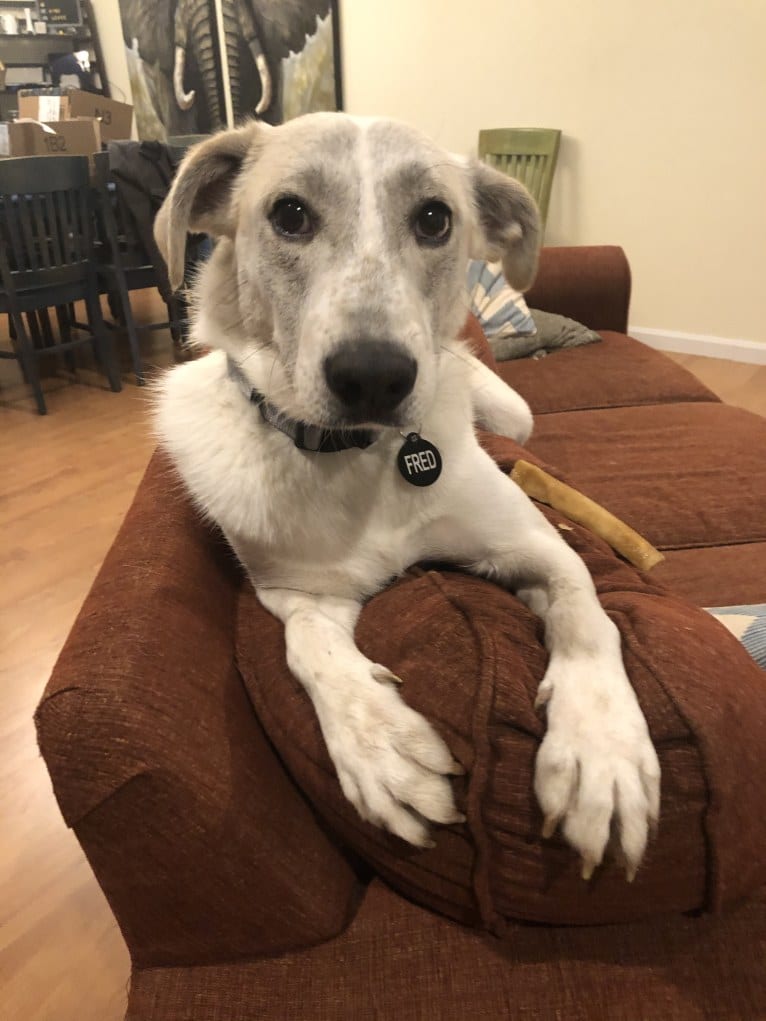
[397,433,442,487]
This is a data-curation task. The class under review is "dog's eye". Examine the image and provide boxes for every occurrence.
[270,197,315,239]
[413,201,452,245]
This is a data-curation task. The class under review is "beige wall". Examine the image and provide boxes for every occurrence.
[93,1,131,125]
[342,0,766,343]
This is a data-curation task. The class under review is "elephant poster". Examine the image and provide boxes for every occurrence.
[117,0,343,140]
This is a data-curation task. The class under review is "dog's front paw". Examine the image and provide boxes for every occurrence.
[317,668,465,847]
[534,659,661,881]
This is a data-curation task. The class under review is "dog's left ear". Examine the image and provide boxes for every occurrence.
[467,160,541,291]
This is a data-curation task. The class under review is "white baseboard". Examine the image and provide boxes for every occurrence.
[629,327,766,365]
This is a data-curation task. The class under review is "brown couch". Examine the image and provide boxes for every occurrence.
[37,247,766,1020]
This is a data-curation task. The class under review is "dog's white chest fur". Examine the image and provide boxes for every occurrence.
[156,346,478,598]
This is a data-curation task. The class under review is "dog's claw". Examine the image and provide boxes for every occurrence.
[625,864,637,883]
[542,815,558,839]
[581,860,597,881]
[535,683,552,711]
[371,665,404,686]
[448,760,466,776]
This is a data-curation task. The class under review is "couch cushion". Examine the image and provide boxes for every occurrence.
[527,403,766,550]
[129,879,766,1021]
[236,443,766,930]
[655,544,766,606]
[498,332,718,415]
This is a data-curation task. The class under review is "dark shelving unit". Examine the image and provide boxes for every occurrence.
[0,0,109,122]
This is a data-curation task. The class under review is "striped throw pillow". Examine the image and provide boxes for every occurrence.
[706,604,766,669]
[467,260,536,340]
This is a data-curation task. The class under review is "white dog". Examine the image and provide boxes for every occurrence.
[154,113,660,881]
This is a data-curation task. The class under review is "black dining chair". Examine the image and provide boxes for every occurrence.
[92,146,212,384]
[167,134,210,151]
[0,155,122,415]
[92,150,189,385]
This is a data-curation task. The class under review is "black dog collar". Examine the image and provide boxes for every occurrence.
[226,356,378,453]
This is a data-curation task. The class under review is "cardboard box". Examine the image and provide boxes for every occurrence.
[18,88,133,142]
[0,118,102,167]
[17,92,70,124]
[67,90,133,141]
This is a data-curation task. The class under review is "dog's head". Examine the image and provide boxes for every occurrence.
[156,113,539,428]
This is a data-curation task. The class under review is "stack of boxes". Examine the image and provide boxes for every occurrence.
[0,86,133,163]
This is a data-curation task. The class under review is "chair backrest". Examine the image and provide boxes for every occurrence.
[478,128,562,232]
[167,134,210,159]
[92,149,149,267]
[0,155,94,290]
[93,145,210,293]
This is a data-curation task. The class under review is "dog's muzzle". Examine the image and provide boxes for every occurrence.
[324,339,417,424]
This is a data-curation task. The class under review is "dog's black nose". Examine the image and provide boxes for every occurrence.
[324,340,417,422]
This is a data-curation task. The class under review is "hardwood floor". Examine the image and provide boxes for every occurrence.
[2,309,766,1021]
[2,295,170,1021]
[666,351,766,417]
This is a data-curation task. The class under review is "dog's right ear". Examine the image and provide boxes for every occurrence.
[155,121,267,290]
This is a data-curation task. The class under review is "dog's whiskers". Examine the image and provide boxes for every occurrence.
[440,344,476,368]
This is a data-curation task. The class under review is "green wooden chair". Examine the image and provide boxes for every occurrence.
[478,128,562,234]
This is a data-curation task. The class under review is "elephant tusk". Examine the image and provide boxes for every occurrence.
[173,45,196,110]
[254,54,272,116]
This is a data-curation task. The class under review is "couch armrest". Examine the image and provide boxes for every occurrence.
[36,451,361,969]
[525,246,632,333]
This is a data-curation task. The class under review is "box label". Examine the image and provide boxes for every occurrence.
[37,95,62,122]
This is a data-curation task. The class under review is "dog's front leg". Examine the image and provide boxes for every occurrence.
[462,348,534,443]
[451,467,661,880]
[257,587,465,846]
[520,554,661,881]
